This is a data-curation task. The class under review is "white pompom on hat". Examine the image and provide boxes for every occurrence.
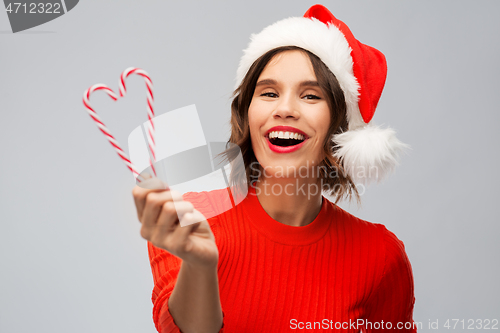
[235,4,409,184]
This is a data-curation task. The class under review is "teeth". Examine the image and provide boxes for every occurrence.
[268,131,305,140]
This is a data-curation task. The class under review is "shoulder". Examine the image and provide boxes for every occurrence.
[343,208,414,288]
[328,201,412,272]
[328,201,388,242]
[377,224,414,283]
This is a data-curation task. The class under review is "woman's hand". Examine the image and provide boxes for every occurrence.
[132,176,219,269]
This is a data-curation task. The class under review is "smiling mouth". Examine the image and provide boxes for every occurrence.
[266,135,306,147]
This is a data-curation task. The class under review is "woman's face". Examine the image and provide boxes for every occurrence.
[248,50,331,180]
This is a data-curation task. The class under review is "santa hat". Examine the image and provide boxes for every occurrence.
[235,4,409,184]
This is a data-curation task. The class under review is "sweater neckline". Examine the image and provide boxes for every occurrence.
[241,184,332,246]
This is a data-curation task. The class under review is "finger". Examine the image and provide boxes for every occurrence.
[150,201,195,248]
[154,208,209,254]
[139,177,168,190]
[141,190,183,235]
[163,211,202,250]
[157,201,195,229]
[132,178,170,220]
[179,209,206,228]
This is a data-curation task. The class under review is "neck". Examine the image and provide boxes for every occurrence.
[253,176,323,227]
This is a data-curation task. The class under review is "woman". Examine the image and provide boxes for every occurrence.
[133,4,416,333]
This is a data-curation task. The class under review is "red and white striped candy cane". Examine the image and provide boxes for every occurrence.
[119,67,157,178]
[82,68,157,183]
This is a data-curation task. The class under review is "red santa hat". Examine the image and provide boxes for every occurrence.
[235,4,409,184]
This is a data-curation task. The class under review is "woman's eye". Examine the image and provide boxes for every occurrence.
[260,92,278,98]
[303,94,321,100]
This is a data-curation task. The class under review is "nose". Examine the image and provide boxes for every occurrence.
[272,92,299,120]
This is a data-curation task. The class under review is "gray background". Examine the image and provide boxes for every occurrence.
[1,1,499,332]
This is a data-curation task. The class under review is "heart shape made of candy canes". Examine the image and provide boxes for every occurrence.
[82,67,157,183]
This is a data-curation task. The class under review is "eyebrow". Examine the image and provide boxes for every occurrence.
[255,79,320,88]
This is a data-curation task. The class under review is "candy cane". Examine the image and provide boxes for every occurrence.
[119,68,157,178]
[82,68,157,183]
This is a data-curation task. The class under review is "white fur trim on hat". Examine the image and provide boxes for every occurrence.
[332,124,410,184]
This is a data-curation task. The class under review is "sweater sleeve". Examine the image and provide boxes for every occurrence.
[147,191,225,333]
[363,225,417,332]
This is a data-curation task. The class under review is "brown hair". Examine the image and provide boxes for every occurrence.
[217,46,360,205]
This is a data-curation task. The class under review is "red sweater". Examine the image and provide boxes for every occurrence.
[147,186,417,332]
